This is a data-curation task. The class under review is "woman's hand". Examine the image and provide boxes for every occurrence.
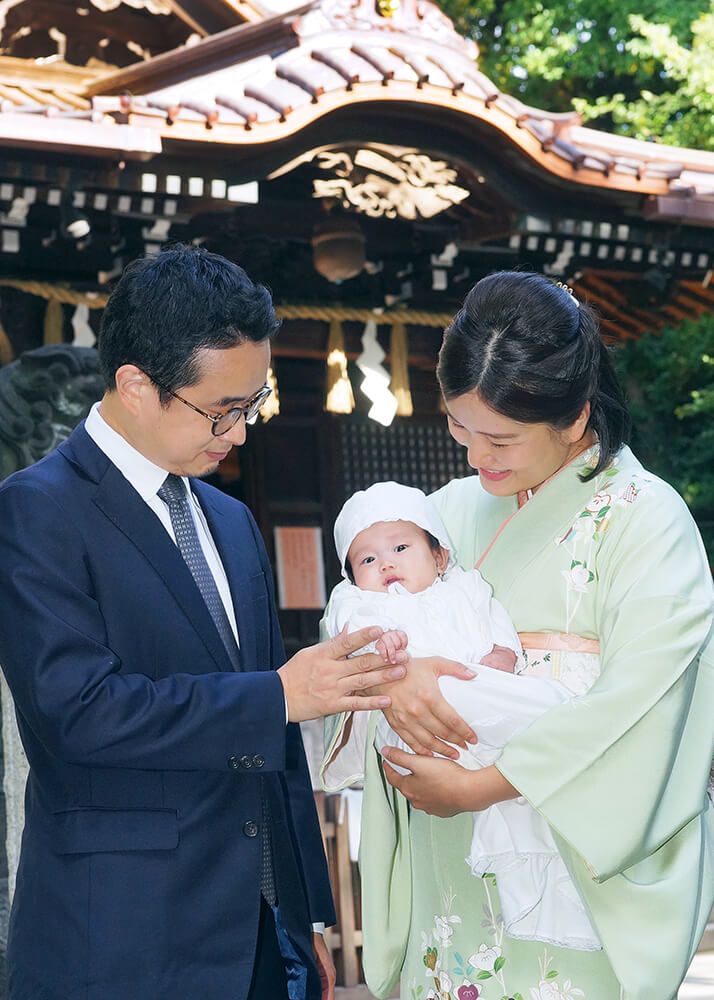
[381,748,519,817]
[365,656,478,757]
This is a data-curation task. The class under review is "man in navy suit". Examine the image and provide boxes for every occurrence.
[0,246,406,1000]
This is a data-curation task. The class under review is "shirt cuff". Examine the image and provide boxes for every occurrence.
[311,922,326,935]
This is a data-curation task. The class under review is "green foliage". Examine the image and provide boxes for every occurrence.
[615,312,714,559]
[438,0,714,149]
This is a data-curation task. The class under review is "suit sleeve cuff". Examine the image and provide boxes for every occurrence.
[311,922,326,935]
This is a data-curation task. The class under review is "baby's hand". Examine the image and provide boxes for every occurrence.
[376,629,409,665]
[480,644,517,673]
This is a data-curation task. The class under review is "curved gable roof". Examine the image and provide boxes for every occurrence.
[3,0,714,211]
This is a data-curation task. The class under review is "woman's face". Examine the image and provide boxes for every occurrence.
[445,391,592,496]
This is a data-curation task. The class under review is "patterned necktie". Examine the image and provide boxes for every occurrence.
[157,473,277,906]
[157,474,241,671]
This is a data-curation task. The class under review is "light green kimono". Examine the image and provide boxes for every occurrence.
[323,446,714,1000]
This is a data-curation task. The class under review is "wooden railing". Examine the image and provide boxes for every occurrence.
[314,792,364,987]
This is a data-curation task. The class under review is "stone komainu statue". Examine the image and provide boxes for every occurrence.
[0,345,103,482]
[0,345,103,903]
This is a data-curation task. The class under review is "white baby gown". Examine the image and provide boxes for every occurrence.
[326,567,601,952]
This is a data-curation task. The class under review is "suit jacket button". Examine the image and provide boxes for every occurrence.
[243,821,259,838]
[253,755,265,768]
[228,755,240,770]
[240,755,253,769]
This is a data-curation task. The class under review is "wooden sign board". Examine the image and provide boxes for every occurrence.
[274,526,327,610]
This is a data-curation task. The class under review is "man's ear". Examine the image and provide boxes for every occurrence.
[114,364,152,416]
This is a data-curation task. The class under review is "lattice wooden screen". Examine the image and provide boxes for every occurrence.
[338,418,472,497]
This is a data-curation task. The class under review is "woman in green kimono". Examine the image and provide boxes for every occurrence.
[322,272,714,1000]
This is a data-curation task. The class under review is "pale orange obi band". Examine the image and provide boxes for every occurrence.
[517,632,600,654]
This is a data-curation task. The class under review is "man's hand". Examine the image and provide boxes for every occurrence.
[313,931,336,1000]
[375,629,408,665]
[367,656,477,758]
[381,747,519,817]
[277,626,407,722]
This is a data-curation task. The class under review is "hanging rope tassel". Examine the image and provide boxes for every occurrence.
[325,319,355,414]
[43,298,63,345]
[390,322,413,417]
[261,365,280,422]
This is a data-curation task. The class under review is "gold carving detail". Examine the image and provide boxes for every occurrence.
[313,148,469,220]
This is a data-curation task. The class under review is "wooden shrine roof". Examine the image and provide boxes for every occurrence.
[0,58,161,158]
[3,0,713,213]
[573,273,714,342]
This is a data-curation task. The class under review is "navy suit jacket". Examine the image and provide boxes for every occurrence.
[0,424,335,1000]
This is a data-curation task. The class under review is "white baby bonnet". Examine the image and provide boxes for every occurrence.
[333,481,455,580]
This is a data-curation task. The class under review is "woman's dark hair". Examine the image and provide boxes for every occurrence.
[437,271,630,481]
[98,244,280,403]
[345,529,443,584]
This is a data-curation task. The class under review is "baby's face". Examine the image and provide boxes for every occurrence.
[347,520,446,594]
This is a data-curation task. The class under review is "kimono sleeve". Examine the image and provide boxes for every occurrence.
[496,484,714,882]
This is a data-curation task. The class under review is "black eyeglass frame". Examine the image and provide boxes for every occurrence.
[152,379,272,436]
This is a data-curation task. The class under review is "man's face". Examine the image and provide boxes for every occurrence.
[137,339,271,477]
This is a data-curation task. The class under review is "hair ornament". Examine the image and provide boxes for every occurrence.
[555,279,580,307]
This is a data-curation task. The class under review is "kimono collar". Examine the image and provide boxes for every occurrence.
[477,443,610,601]
[520,442,601,507]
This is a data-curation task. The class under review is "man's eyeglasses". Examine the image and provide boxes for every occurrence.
[153,380,272,436]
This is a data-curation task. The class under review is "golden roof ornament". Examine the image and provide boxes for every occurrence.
[300,0,479,58]
[376,0,400,18]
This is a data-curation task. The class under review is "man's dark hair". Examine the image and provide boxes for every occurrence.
[98,244,280,402]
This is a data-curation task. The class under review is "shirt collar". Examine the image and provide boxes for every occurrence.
[85,402,188,502]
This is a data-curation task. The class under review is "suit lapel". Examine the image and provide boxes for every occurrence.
[59,425,235,674]
[192,482,262,674]
[93,465,236,673]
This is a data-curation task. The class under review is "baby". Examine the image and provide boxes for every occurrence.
[325,481,600,952]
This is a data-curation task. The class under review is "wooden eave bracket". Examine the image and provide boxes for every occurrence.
[166,0,259,34]
[643,193,714,226]
[0,55,104,91]
[84,3,315,98]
